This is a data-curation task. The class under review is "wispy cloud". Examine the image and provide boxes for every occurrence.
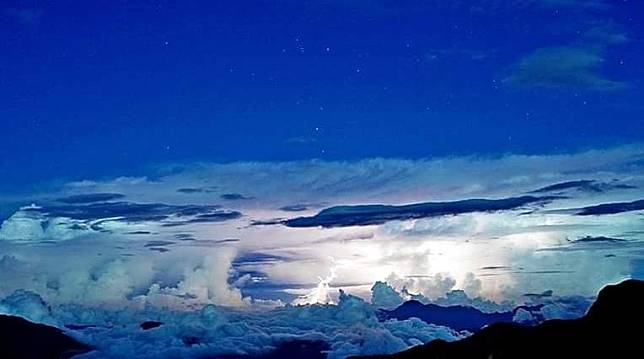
[504,46,626,90]
[504,23,630,91]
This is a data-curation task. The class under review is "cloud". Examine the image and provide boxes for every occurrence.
[0,201,242,241]
[233,253,287,266]
[281,196,557,228]
[1,286,465,359]
[142,249,249,308]
[372,278,594,328]
[504,22,630,91]
[572,235,626,243]
[385,273,458,301]
[144,241,175,247]
[1,145,643,323]
[148,247,170,253]
[279,203,325,212]
[0,289,54,325]
[56,259,136,305]
[574,199,644,216]
[161,210,242,227]
[582,23,629,46]
[0,205,52,241]
[42,201,224,222]
[0,204,101,242]
[0,176,639,358]
[55,193,126,204]
[177,186,217,194]
[371,282,404,309]
[279,204,310,212]
[530,180,636,194]
[504,46,626,91]
[54,145,644,210]
[220,193,255,201]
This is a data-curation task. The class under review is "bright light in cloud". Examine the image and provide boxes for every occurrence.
[292,267,337,305]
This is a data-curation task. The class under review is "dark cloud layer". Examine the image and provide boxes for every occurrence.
[41,202,222,222]
[160,211,242,226]
[144,241,175,247]
[220,193,254,201]
[177,187,217,194]
[55,193,125,204]
[278,203,325,212]
[233,253,286,266]
[279,204,311,212]
[531,180,635,194]
[576,199,644,216]
[10,201,242,233]
[282,196,557,228]
[572,236,626,243]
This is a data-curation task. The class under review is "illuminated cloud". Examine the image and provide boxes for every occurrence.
[0,145,642,312]
[0,146,642,358]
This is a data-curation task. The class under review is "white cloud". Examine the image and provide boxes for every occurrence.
[0,145,642,322]
[0,204,94,242]
[371,281,404,309]
[0,205,49,241]
[141,249,249,308]
[0,289,55,325]
[2,287,464,359]
[51,145,644,207]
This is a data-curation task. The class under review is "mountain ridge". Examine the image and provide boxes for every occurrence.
[353,279,644,359]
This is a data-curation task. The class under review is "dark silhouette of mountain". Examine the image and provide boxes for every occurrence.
[379,300,515,332]
[283,196,556,228]
[354,279,644,359]
[0,314,91,359]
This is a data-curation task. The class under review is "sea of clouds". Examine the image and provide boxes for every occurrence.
[0,146,643,357]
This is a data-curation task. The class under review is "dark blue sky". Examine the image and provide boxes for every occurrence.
[2,0,643,191]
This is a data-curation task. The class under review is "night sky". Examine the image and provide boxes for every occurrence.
[2,0,644,191]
